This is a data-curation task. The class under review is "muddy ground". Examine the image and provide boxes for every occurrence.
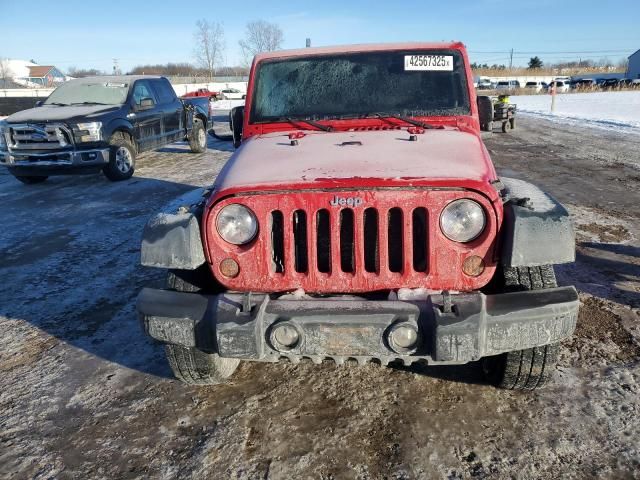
[1,116,639,479]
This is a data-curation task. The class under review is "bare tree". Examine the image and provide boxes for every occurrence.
[239,20,284,65]
[193,19,225,81]
[0,58,13,87]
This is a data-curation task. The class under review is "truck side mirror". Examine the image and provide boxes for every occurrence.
[230,106,244,148]
[136,97,155,111]
[35,100,44,107]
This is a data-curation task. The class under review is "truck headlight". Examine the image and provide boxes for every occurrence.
[216,204,258,245]
[440,199,486,243]
[73,122,102,142]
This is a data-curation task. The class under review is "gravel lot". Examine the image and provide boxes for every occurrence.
[1,116,639,479]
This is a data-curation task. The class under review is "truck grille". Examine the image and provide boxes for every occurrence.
[8,123,73,150]
[269,206,429,277]
[207,189,498,293]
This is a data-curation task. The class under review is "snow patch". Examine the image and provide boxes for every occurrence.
[512,91,640,134]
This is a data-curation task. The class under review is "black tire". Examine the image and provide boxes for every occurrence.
[13,175,48,184]
[103,132,135,181]
[188,119,207,153]
[165,344,239,385]
[166,265,219,293]
[509,117,516,130]
[482,265,560,390]
[483,344,559,390]
[501,121,511,133]
[164,266,239,385]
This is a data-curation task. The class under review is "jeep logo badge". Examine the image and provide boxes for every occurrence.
[330,196,363,207]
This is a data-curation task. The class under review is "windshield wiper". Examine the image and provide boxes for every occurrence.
[284,117,332,132]
[70,102,111,106]
[367,112,442,129]
[46,102,69,106]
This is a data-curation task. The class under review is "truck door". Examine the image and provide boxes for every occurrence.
[130,80,162,151]
[151,78,183,143]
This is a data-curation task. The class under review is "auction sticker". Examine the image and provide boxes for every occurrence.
[404,55,453,71]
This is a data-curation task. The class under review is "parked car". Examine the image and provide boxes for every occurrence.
[218,88,246,100]
[524,81,546,93]
[600,78,620,90]
[573,78,597,90]
[182,88,220,100]
[137,42,578,391]
[0,76,212,184]
[546,80,570,93]
[495,80,521,91]
[476,77,494,90]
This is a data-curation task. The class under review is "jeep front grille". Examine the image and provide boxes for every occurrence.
[269,206,430,277]
[207,189,499,293]
[8,123,73,150]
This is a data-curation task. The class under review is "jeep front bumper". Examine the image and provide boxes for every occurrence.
[136,287,579,365]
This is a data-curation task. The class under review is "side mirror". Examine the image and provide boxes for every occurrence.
[35,100,43,107]
[137,97,155,111]
[230,106,244,148]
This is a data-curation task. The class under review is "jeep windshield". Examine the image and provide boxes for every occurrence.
[250,50,470,123]
[44,80,129,106]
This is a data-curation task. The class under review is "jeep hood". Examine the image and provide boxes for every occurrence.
[6,104,121,123]
[214,129,497,194]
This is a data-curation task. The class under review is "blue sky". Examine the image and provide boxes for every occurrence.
[2,0,638,72]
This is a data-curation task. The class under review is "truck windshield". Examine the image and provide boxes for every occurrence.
[250,50,470,123]
[44,80,129,106]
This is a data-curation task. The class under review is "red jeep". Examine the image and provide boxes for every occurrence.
[137,43,578,390]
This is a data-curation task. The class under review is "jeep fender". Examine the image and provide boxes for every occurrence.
[500,177,575,267]
[140,188,208,270]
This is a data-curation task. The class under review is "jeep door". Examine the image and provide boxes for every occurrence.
[130,80,162,151]
[151,78,184,144]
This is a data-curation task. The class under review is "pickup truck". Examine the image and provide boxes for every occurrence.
[137,43,579,390]
[182,88,219,100]
[0,75,211,183]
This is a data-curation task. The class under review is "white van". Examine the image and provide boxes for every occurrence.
[495,80,521,91]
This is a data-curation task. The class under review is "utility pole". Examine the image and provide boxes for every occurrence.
[509,49,514,70]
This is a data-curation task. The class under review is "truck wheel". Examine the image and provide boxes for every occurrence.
[501,121,511,133]
[509,117,516,129]
[165,344,239,385]
[189,119,207,153]
[13,175,48,184]
[103,132,135,181]
[482,265,560,390]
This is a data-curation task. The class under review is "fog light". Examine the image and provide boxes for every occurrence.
[270,322,300,350]
[219,258,240,278]
[462,255,485,277]
[387,322,419,354]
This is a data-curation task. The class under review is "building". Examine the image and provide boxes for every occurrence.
[627,49,640,79]
[1,59,69,87]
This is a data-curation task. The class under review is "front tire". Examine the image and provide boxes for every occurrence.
[188,119,207,153]
[103,132,135,181]
[165,344,239,385]
[13,175,48,184]
[482,265,561,390]
[164,267,238,385]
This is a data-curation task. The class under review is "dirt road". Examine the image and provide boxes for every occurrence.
[1,117,639,479]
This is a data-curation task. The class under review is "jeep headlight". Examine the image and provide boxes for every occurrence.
[440,199,486,243]
[216,204,258,245]
[73,121,102,142]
